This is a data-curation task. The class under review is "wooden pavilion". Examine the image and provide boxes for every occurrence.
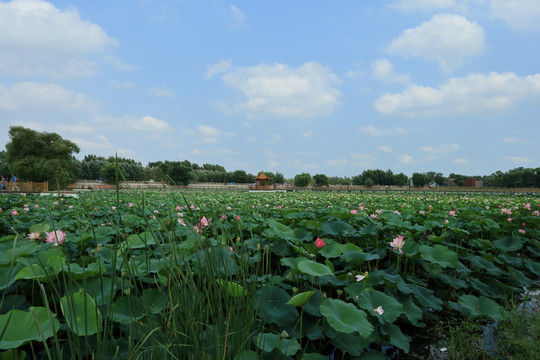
[253,171,272,190]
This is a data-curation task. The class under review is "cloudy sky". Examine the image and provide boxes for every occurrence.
[1,0,539,178]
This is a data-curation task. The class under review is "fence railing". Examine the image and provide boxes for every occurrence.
[1,181,49,193]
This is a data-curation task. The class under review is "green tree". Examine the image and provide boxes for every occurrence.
[294,173,311,187]
[0,151,9,177]
[273,172,285,184]
[5,126,80,188]
[411,173,428,187]
[80,154,107,180]
[394,172,408,187]
[313,173,329,186]
[364,178,374,188]
[352,174,364,185]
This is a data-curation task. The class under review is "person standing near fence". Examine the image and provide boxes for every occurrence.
[11,175,20,191]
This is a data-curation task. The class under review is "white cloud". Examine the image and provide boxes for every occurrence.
[350,153,376,162]
[374,72,540,116]
[203,59,232,79]
[219,62,342,119]
[452,158,470,164]
[377,145,394,153]
[109,81,135,89]
[358,125,408,137]
[149,86,176,98]
[62,123,94,134]
[302,131,313,138]
[229,5,247,28]
[102,55,138,72]
[419,143,459,153]
[268,160,279,167]
[488,0,540,32]
[387,0,459,12]
[95,115,171,132]
[504,156,532,164]
[0,0,117,78]
[400,155,413,164]
[197,124,234,144]
[385,14,484,73]
[327,159,348,167]
[372,59,410,84]
[0,81,98,113]
[501,137,524,144]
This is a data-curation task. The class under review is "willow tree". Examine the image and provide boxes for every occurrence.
[5,126,80,188]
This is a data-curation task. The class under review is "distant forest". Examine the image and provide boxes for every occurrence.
[1,125,538,189]
[73,154,540,188]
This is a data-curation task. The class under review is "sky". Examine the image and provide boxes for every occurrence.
[0,0,539,179]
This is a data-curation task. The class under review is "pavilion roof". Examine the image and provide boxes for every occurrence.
[255,171,271,180]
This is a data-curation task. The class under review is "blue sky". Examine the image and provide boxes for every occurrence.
[1,0,539,178]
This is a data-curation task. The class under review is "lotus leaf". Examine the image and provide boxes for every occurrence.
[0,307,59,350]
[60,291,102,336]
[320,298,374,337]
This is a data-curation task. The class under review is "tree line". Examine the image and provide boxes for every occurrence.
[1,126,539,189]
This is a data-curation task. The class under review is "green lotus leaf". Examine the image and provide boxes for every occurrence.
[301,354,327,360]
[340,251,380,265]
[357,351,386,360]
[410,285,443,310]
[353,289,404,324]
[264,219,296,241]
[419,244,457,268]
[321,220,355,237]
[287,290,315,307]
[382,322,411,353]
[233,350,258,360]
[216,279,249,297]
[255,332,301,356]
[28,223,51,234]
[493,237,523,252]
[110,296,146,324]
[60,291,102,336]
[140,288,168,314]
[298,260,334,277]
[124,231,157,249]
[507,266,531,287]
[467,255,507,276]
[452,294,504,321]
[319,241,343,258]
[320,298,374,337]
[254,286,298,327]
[0,307,59,350]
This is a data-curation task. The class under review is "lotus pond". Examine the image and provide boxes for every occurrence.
[0,190,539,359]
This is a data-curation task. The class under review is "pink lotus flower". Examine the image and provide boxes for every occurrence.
[356,274,366,282]
[28,232,41,240]
[448,210,457,217]
[315,237,326,248]
[518,229,526,234]
[389,235,405,254]
[45,230,66,246]
[374,306,384,315]
[200,216,210,228]
[178,218,186,226]
[524,203,531,210]
[350,209,358,215]
[11,210,18,216]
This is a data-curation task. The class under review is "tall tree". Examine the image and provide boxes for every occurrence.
[0,151,9,177]
[313,173,330,186]
[294,173,311,187]
[5,126,80,188]
[80,154,107,180]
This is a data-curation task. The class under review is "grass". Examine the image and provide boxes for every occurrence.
[427,294,540,360]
